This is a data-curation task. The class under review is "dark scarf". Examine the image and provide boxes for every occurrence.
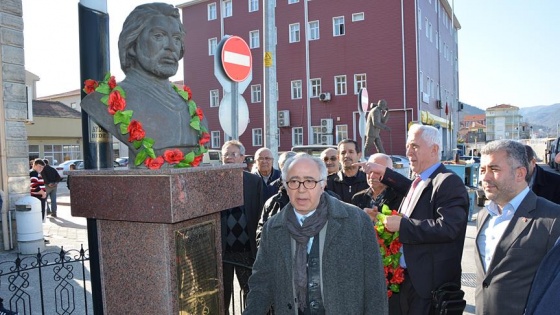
[285,194,329,311]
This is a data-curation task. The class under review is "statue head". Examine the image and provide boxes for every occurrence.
[118,3,185,79]
[377,99,388,110]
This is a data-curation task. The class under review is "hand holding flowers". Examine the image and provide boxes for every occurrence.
[375,204,405,297]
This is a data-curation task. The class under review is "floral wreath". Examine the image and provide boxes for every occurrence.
[83,73,210,169]
[375,204,405,297]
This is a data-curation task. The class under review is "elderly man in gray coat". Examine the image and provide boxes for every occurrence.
[243,153,387,315]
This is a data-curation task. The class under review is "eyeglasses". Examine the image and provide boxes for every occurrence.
[257,157,273,162]
[323,156,337,162]
[286,179,324,190]
[223,152,241,158]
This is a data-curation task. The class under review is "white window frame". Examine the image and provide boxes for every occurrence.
[426,76,431,97]
[289,23,300,43]
[252,128,263,146]
[208,3,217,20]
[425,18,429,37]
[333,16,345,36]
[418,8,422,30]
[429,23,433,42]
[251,84,262,103]
[288,0,299,4]
[336,125,348,143]
[308,21,320,40]
[352,12,364,22]
[211,131,221,148]
[248,0,258,12]
[249,30,260,48]
[312,126,322,144]
[292,127,303,146]
[354,73,366,94]
[335,75,347,95]
[208,37,217,56]
[223,0,232,18]
[309,78,322,98]
[291,80,302,99]
[210,89,219,107]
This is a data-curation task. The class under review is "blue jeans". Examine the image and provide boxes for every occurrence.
[45,184,58,214]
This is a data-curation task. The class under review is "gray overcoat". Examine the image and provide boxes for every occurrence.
[243,193,388,314]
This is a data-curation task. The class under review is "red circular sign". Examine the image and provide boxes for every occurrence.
[221,36,252,82]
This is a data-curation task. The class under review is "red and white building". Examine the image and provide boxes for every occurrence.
[179,0,460,156]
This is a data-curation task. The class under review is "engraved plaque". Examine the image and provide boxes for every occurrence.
[176,222,220,314]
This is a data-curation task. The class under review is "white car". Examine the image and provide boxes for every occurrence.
[55,160,83,181]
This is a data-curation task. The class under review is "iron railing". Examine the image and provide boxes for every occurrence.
[0,246,92,315]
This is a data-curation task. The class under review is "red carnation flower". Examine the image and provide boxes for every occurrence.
[163,149,184,164]
[199,132,211,146]
[84,79,98,94]
[127,120,145,142]
[108,76,117,89]
[196,108,204,121]
[191,154,203,167]
[183,86,193,100]
[108,90,126,115]
[145,156,164,170]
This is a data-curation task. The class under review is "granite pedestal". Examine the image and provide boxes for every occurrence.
[69,164,243,314]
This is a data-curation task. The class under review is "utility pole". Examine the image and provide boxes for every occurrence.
[263,0,278,159]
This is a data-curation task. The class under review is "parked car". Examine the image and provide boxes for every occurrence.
[291,145,337,157]
[115,157,129,167]
[55,160,83,180]
[459,155,480,164]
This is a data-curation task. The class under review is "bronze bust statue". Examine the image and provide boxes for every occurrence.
[81,3,208,168]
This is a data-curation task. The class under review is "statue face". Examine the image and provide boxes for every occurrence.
[134,15,183,79]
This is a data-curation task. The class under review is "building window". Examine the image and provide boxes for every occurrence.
[431,79,435,97]
[335,75,347,95]
[250,30,260,48]
[251,84,261,103]
[252,128,263,146]
[436,31,439,50]
[211,131,221,148]
[289,23,300,43]
[419,71,423,93]
[429,23,433,42]
[208,38,217,56]
[354,74,366,94]
[310,78,322,98]
[333,16,345,36]
[248,0,258,12]
[312,126,322,144]
[28,144,40,161]
[291,80,302,99]
[208,3,217,20]
[292,127,303,146]
[426,76,431,97]
[352,12,364,22]
[223,0,232,18]
[308,21,319,40]
[288,0,299,3]
[336,125,348,143]
[210,89,219,107]
[425,18,429,37]
[418,8,422,30]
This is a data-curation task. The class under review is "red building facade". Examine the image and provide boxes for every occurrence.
[180,0,460,157]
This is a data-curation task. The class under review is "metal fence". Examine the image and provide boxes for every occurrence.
[0,246,92,315]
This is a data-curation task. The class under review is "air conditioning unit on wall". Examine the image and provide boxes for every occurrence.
[278,110,290,127]
[321,118,333,134]
[321,134,333,145]
[319,92,331,102]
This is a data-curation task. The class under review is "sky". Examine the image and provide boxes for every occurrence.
[22,0,559,109]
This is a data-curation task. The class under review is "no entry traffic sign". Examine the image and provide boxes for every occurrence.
[221,36,252,82]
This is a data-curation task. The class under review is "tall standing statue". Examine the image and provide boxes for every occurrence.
[81,3,209,169]
[364,99,390,156]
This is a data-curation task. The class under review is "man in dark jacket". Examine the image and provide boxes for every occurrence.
[525,145,560,204]
[41,159,62,217]
[326,139,369,203]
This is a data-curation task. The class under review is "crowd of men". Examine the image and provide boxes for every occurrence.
[217,129,560,315]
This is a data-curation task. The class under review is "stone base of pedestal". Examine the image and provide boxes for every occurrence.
[69,165,243,314]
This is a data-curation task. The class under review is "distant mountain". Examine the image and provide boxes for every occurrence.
[519,103,560,136]
[461,103,485,115]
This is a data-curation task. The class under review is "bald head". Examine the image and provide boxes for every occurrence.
[368,153,393,169]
